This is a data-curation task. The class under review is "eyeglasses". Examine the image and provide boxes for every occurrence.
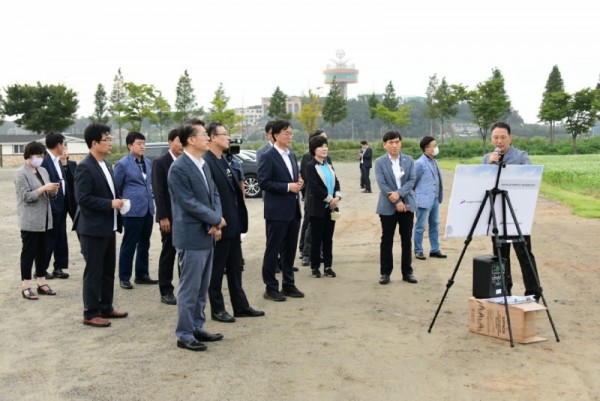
[213,133,229,137]
[99,138,113,142]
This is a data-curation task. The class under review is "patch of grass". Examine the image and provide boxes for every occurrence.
[440,155,600,219]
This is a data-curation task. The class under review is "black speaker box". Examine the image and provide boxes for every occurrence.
[473,255,507,299]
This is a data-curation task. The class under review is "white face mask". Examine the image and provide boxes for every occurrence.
[432,146,439,157]
[31,156,44,168]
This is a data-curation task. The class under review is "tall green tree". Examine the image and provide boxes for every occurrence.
[322,78,347,137]
[467,68,511,153]
[109,68,128,148]
[376,81,410,130]
[121,82,162,131]
[424,75,441,136]
[208,83,242,133]
[0,93,5,126]
[154,92,172,141]
[433,78,466,142]
[2,82,78,133]
[174,69,198,124]
[538,65,566,143]
[90,83,109,124]
[296,89,321,135]
[367,93,379,142]
[268,86,291,120]
[382,81,399,112]
[564,88,599,154]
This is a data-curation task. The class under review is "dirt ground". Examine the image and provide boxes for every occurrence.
[1,162,599,401]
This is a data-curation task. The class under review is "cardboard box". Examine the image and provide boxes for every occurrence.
[468,297,547,343]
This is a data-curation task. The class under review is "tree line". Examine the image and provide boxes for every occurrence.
[1,66,599,154]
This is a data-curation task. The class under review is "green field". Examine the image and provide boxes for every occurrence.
[438,154,600,218]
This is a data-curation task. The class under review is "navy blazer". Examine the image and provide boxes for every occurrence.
[73,154,122,237]
[41,153,69,215]
[258,145,301,221]
[152,151,174,223]
[168,153,222,251]
[114,153,155,217]
[361,147,373,169]
[204,150,248,238]
[304,158,341,218]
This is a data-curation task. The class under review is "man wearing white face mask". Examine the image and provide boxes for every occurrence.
[413,136,446,261]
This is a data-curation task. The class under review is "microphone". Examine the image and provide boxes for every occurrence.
[494,147,504,163]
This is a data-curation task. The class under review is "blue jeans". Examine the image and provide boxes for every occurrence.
[413,202,440,254]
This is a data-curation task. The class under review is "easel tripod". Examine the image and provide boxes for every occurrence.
[428,162,560,347]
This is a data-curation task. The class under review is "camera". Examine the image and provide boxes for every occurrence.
[227,138,242,156]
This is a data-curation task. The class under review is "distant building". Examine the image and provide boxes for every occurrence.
[0,134,88,167]
[261,96,302,117]
[324,49,359,99]
[234,105,263,127]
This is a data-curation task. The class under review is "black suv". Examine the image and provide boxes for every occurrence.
[144,143,261,198]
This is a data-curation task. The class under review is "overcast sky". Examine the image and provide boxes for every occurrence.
[2,0,598,125]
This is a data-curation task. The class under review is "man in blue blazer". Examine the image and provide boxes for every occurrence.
[114,132,157,289]
[413,136,446,261]
[74,123,128,327]
[374,131,418,285]
[41,132,71,279]
[258,120,305,301]
[168,123,225,351]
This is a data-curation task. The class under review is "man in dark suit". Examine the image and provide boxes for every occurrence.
[256,121,274,164]
[168,123,225,352]
[359,140,373,193]
[204,122,264,322]
[74,123,128,328]
[258,120,305,301]
[41,132,71,279]
[114,132,157,289]
[152,128,183,305]
[60,147,78,222]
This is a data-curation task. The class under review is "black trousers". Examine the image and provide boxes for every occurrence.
[45,211,69,271]
[309,215,335,270]
[492,235,540,296]
[360,166,371,191]
[158,229,178,296]
[20,231,49,280]
[262,218,300,293]
[209,236,249,314]
[379,212,414,277]
[81,233,116,319]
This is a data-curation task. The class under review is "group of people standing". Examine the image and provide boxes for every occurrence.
[14,119,539,350]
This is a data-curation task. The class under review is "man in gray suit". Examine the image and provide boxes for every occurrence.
[168,123,226,352]
[374,131,418,285]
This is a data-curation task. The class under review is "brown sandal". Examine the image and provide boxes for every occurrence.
[22,288,39,300]
[37,284,57,296]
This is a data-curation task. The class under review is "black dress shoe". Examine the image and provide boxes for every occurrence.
[212,311,236,323]
[234,307,265,318]
[52,269,70,279]
[379,275,390,285]
[33,272,55,280]
[161,294,177,305]
[324,267,336,278]
[402,274,418,283]
[292,266,299,272]
[282,285,305,298]
[429,250,447,258]
[120,280,133,289]
[415,252,426,260]
[193,330,223,342]
[263,290,286,302]
[134,275,158,284]
[177,339,207,351]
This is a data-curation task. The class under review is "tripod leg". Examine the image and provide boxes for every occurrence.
[429,192,490,333]
[503,194,560,342]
